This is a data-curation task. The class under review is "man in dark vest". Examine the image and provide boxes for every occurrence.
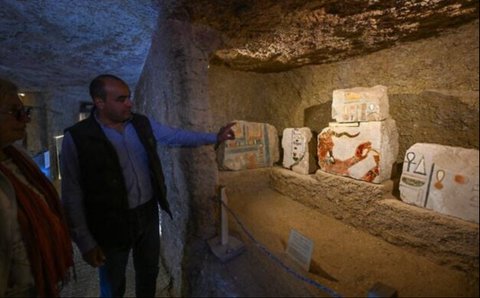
[60,74,234,297]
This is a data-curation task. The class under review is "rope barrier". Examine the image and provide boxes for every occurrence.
[217,196,343,298]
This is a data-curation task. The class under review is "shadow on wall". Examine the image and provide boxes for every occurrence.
[389,91,479,157]
[302,101,331,174]
[304,100,332,137]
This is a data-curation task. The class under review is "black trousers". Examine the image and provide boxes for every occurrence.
[99,199,160,297]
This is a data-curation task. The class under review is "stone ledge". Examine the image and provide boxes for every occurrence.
[218,167,272,194]
[270,167,479,275]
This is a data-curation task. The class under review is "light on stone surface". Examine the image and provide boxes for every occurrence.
[217,120,279,171]
[399,143,479,223]
[281,127,317,175]
[317,85,398,183]
[332,85,390,123]
[317,119,399,183]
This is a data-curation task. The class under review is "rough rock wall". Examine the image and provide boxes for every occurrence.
[133,20,222,296]
[21,89,80,179]
[209,67,302,130]
[209,20,479,161]
[22,92,48,155]
[45,89,85,178]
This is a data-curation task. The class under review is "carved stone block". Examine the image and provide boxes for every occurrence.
[317,119,399,183]
[282,127,317,175]
[217,120,279,171]
[399,143,479,223]
[332,85,390,123]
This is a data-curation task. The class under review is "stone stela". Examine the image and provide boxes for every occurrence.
[217,120,279,171]
[317,85,399,184]
[332,85,390,123]
[281,127,317,175]
[399,143,479,223]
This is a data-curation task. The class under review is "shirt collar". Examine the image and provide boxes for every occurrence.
[93,110,132,130]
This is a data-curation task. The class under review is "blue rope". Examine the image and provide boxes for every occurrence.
[220,199,343,298]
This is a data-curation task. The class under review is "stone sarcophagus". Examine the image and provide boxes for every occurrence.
[317,119,398,183]
[281,127,317,175]
[399,143,479,223]
[217,120,279,171]
[332,85,390,123]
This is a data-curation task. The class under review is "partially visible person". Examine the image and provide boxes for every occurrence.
[61,74,235,297]
[0,78,73,297]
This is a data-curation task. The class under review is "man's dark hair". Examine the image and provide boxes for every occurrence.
[89,74,127,101]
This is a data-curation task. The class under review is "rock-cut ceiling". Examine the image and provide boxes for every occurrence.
[178,0,479,72]
[0,0,158,93]
[0,0,478,93]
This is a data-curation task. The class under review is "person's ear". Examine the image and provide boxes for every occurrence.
[94,97,104,109]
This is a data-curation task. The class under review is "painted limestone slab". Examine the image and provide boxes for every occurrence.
[282,127,317,175]
[217,120,279,171]
[317,119,399,183]
[332,85,390,123]
[399,143,479,223]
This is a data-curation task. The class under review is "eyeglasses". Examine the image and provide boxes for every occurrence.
[0,106,32,120]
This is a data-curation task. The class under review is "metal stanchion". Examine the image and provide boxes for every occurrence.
[208,186,245,262]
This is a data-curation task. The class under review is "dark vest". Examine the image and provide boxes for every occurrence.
[66,113,172,249]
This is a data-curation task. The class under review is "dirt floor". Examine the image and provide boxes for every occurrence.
[208,171,479,297]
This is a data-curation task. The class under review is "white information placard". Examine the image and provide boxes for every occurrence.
[286,229,314,271]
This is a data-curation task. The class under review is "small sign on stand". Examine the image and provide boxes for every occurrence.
[286,229,314,271]
[208,186,245,262]
[367,282,398,298]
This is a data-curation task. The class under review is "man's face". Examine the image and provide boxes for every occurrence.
[95,78,133,123]
[0,92,30,147]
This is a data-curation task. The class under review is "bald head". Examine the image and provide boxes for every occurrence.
[89,74,128,102]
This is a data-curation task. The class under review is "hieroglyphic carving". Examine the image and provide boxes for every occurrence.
[217,120,279,170]
[332,85,390,122]
[399,143,479,223]
[317,119,398,183]
[282,127,316,174]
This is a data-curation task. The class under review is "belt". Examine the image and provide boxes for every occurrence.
[127,199,158,236]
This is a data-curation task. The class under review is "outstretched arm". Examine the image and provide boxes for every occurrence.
[150,119,235,148]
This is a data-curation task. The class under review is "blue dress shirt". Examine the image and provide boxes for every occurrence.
[61,115,217,253]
